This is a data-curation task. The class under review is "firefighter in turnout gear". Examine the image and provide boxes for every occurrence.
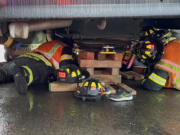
[140,27,180,91]
[0,40,83,94]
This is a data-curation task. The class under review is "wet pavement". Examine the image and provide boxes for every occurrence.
[0,80,180,135]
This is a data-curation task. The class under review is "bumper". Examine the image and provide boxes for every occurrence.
[0,1,180,19]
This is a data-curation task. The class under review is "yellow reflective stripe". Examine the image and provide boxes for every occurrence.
[84,82,89,87]
[145,32,148,36]
[149,73,166,86]
[91,82,96,87]
[149,29,154,34]
[145,41,151,44]
[51,58,59,69]
[152,73,166,82]
[22,66,33,86]
[19,54,40,61]
[98,83,102,88]
[34,50,59,69]
[77,69,81,76]
[19,53,52,67]
[61,54,72,61]
[145,51,150,55]
[146,45,152,49]
[34,50,49,58]
[72,71,77,77]
[149,76,165,86]
[164,37,176,45]
[28,53,52,67]
[157,61,179,72]
[48,42,61,57]
[142,55,147,59]
[66,68,70,73]
[162,31,172,38]
[175,75,180,88]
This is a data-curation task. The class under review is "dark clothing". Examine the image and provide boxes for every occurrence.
[1,56,56,85]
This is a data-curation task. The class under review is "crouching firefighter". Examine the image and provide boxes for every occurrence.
[0,40,83,94]
[139,27,180,91]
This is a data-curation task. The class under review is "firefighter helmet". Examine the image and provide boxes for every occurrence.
[143,26,176,45]
[143,26,158,37]
[135,39,158,66]
[58,64,82,83]
[74,78,107,101]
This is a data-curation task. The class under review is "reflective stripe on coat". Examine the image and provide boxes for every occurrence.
[155,39,180,90]
[31,40,64,69]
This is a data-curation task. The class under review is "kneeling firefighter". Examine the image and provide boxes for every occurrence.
[139,27,180,91]
[0,40,83,94]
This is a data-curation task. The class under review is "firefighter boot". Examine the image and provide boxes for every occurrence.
[14,68,28,95]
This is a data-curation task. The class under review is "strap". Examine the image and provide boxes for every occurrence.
[127,55,135,69]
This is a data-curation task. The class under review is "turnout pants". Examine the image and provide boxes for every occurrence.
[1,56,56,85]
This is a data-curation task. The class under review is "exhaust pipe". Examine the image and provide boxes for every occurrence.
[9,20,72,39]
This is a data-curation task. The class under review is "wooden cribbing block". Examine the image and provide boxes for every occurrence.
[94,68,112,75]
[120,71,134,79]
[120,71,144,80]
[97,53,106,60]
[78,51,95,64]
[117,83,137,96]
[106,85,117,94]
[113,53,123,61]
[49,82,82,92]
[133,66,146,74]
[92,75,121,84]
[112,68,119,75]
[128,71,144,80]
[80,60,122,68]
[97,53,123,61]
[78,51,95,60]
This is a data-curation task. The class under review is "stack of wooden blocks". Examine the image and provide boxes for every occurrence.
[78,51,123,76]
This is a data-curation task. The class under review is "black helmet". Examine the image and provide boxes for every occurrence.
[74,78,107,101]
[143,26,158,38]
[58,64,82,83]
[142,26,176,45]
[135,39,158,66]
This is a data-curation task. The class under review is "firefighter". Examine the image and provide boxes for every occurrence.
[140,27,180,91]
[0,40,83,94]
